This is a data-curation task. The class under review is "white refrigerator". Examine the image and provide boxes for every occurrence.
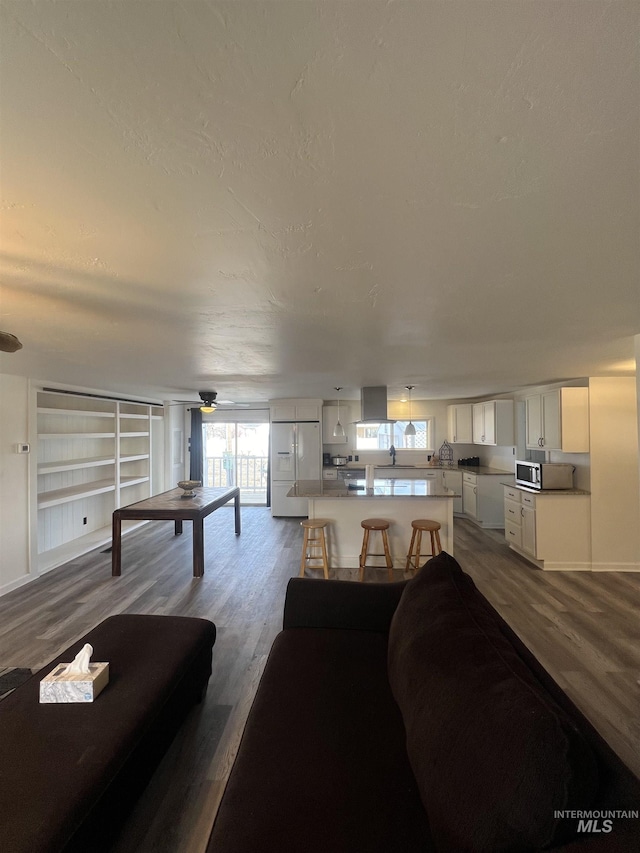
[270,421,321,516]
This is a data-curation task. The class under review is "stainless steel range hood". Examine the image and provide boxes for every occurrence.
[357,386,396,423]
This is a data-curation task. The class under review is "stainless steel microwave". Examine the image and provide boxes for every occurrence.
[515,460,575,490]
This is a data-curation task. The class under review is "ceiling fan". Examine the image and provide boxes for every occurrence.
[169,391,250,412]
[0,331,23,352]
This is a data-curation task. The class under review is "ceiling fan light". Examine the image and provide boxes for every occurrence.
[0,331,22,353]
[198,391,217,413]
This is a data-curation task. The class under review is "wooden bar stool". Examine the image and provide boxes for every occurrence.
[406,518,442,573]
[359,518,393,582]
[300,519,330,579]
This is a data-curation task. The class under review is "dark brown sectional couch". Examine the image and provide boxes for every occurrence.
[208,553,640,852]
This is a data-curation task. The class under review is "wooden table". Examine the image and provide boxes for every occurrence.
[112,486,241,577]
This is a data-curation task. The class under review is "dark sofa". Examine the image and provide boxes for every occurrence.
[207,552,640,852]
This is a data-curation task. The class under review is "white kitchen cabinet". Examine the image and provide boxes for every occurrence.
[503,485,522,548]
[462,472,506,528]
[462,474,477,519]
[447,404,473,444]
[472,400,514,446]
[322,405,348,444]
[525,388,589,452]
[442,469,463,514]
[270,400,322,422]
[34,389,164,574]
[521,504,536,556]
[503,485,591,570]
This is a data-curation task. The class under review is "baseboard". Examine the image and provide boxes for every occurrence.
[591,561,640,572]
[508,544,591,572]
[539,561,592,572]
[0,573,33,599]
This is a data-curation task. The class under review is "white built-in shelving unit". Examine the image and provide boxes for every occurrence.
[32,388,165,574]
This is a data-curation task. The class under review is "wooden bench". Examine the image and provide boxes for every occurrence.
[0,614,216,853]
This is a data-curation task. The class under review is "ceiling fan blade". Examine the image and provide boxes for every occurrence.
[168,399,251,408]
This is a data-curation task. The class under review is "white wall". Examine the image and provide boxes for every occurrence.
[589,376,640,571]
[0,373,31,592]
[636,334,640,499]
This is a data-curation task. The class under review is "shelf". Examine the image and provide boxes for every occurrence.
[38,456,116,474]
[37,520,149,574]
[34,387,165,571]
[120,475,150,488]
[38,407,115,418]
[38,479,116,509]
[39,432,116,440]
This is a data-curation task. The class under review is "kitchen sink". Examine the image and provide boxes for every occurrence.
[376,464,416,468]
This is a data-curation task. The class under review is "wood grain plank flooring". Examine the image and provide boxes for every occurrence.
[1,509,639,852]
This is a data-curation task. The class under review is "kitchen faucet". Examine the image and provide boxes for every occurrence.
[389,445,396,465]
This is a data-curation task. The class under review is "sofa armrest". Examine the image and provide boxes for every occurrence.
[283,578,407,633]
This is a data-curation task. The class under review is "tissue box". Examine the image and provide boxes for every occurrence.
[39,662,109,703]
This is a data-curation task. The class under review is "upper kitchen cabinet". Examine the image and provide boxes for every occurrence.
[447,404,473,444]
[322,405,348,444]
[472,400,514,446]
[525,388,589,452]
[270,400,322,422]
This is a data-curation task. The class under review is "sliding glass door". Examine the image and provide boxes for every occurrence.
[202,420,269,505]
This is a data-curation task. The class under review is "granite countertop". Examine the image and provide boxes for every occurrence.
[326,464,511,476]
[456,465,514,476]
[288,478,460,498]
[503,482,590,496]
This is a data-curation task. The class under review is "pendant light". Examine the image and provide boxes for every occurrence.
[333,387,345,438]
[404,386,416,437]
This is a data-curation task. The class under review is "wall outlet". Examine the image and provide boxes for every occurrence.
[83,517,88,525]
[16,443,30,453]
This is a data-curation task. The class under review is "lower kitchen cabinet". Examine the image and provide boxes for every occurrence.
[462,472,506,528]
[503,485,591,570]
[462,477,477,518]
[442,469,463,514]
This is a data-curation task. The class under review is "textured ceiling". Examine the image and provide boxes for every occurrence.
[0,0,638,404]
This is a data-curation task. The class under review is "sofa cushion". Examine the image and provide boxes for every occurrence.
[388,551,599,852]
[208,627,434,853]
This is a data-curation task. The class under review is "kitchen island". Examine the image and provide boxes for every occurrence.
[288,478,459,570]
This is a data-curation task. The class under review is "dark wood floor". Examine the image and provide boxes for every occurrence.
[1,509,639,852]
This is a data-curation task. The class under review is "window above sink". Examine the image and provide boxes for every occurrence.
[355,419,434,452]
